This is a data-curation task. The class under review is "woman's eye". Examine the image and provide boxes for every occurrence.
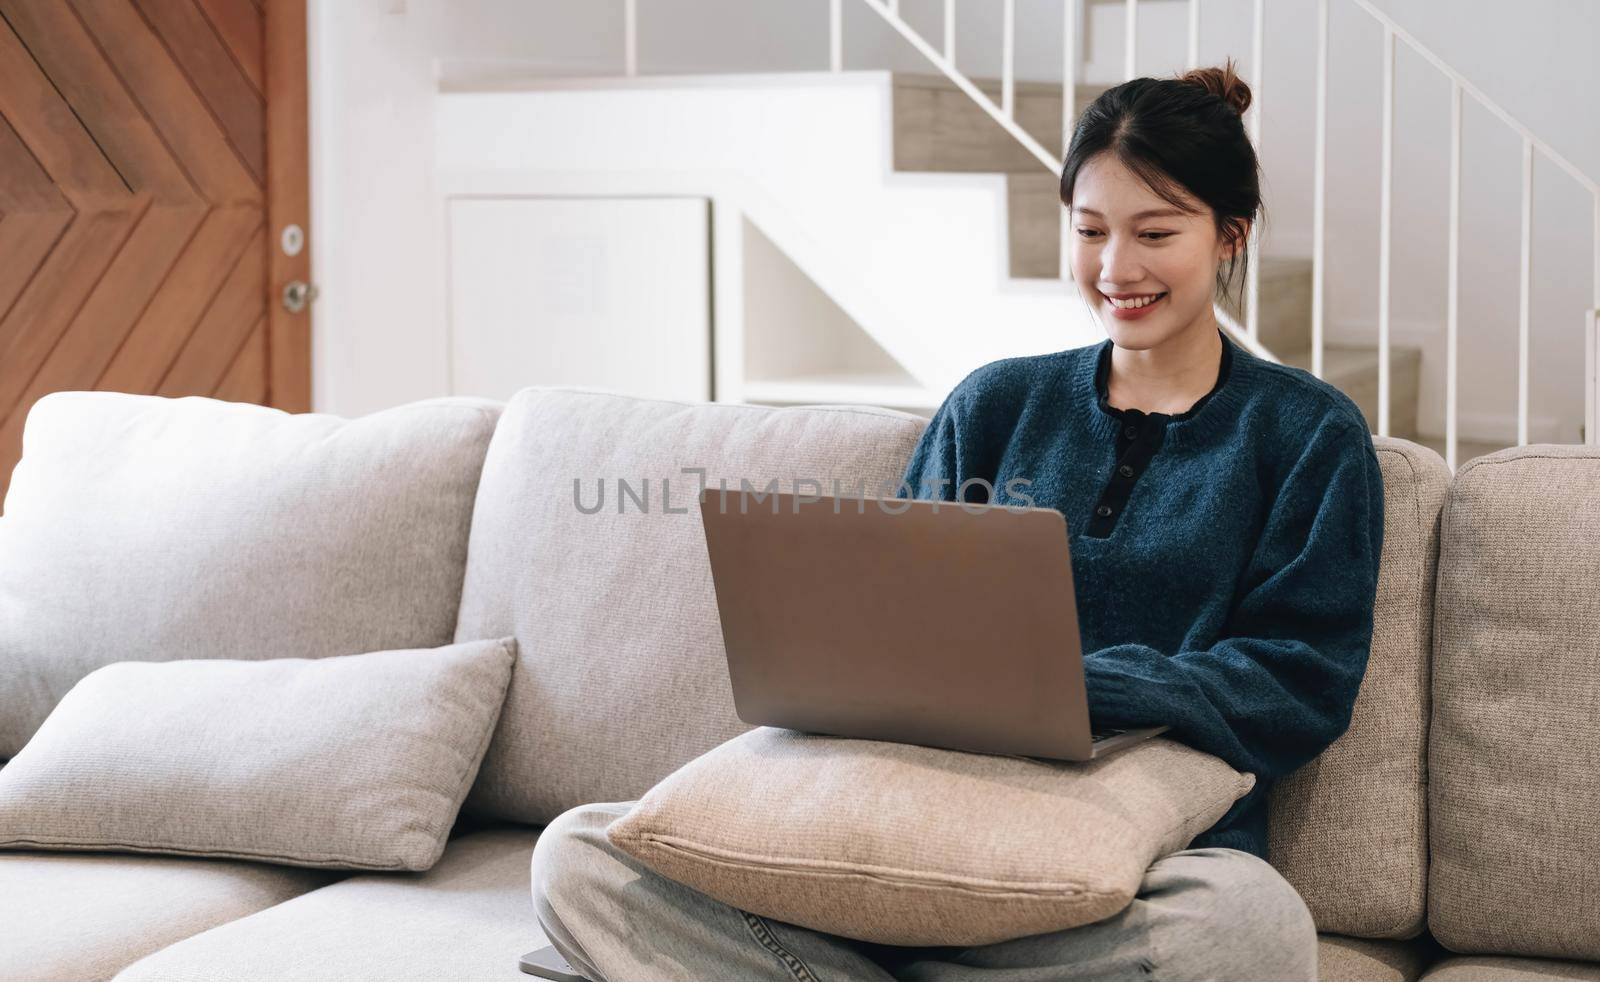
[1140,232,1174,241]
[1075,228,1102,239]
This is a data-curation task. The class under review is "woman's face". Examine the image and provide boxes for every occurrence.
[1067,153,1243,351]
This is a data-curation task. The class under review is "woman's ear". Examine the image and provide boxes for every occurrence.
[1222,219,1251,261]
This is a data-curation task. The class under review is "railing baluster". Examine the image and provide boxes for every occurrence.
[1586,307,1596,447]
[1062,0,1078,281]
[1447,81,1462,471]
[1124,0,1137,81]
[1250,0,1263,147]
[1244,0,1263,342]
[1591,194,1599,445]
[1518,138,1533,447]
[943,0,955,63]
[1378,27,1393,437]
[1002,0,1015,118]
[624,0,637,76]
[1312,0,1327,382]
[830,0,842,72]
[1187,0,1201,70]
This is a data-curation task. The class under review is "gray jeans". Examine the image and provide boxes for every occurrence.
[530,801,1318,982]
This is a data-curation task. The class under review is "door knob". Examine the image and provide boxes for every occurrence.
[282,280,318,314]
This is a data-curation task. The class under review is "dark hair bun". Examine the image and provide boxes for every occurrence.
[1176,57,1252,117]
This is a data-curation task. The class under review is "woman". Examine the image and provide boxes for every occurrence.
[531,61,1385,981]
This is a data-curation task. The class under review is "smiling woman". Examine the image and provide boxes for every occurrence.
[1062,57,1265,416]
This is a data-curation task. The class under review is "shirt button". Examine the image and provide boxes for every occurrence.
[1124,424,1138,438]
[1096,504,1113,517]
[1118,464,1135,478]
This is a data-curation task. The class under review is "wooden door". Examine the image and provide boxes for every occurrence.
[0,0,310,502]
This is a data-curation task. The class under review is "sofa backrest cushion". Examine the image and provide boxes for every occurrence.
[1427,445,1600,962]
[0,391,501,757]
[1268,436,1451,939]
[452,387,926,825]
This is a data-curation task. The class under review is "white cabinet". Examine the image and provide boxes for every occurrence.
[446,196,711,402]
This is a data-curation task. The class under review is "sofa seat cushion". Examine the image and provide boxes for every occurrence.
[1269,437,1452,939]
[0,391,502,758]
[113,825,545,982]
[1427,445,1600,961]
[1419,955,1600,980]
[1319,933,1440,982]
[452,388,929,825]
[0,849,340,982]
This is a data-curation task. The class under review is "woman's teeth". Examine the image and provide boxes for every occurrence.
[1108,293,1166,309]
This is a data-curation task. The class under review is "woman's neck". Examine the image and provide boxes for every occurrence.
[1105,322,1226,416]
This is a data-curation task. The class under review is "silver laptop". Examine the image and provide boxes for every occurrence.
[696,488,1168,762]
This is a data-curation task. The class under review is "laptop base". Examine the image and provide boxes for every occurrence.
[520,944,588,981]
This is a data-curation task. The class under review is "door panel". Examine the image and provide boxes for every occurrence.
[0,0,309,503]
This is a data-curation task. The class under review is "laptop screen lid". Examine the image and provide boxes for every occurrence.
[697,488,1099,761]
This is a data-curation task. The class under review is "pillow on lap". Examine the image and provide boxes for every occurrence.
[606,726,1255,946]
[0,638,516,872]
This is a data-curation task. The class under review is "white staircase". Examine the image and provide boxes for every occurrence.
[893,72,1426,441]
[436,71,1105,411]
[435,0,1597,470]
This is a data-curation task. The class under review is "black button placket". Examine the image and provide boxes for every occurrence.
[1084,408,1167,538]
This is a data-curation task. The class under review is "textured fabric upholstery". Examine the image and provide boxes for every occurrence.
[0,849,338,981]
[606,727,1254,945]
[1318,933,1440,982]
[0,640,516,871]
[1427,446,1600,961]
[1269,437,1450,938]
[114,826,543,982]
[0,391,501,758]
[453,387,926,824]
[1420,955,1600,981]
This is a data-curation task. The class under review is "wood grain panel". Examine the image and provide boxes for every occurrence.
[194,0,262,95]
[132,0,264,183]
[158,225,265,395]
[71,0,259,203]
[211,313,266,403]
[0,0,309,503]
[96,204,259,393]
[0,0,193,199]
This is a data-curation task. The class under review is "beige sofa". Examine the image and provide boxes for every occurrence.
[1,385,1597,982]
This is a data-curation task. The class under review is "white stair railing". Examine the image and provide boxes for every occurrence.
[847,0,1277,366]
[617,0,1598,466]
[846,0,1599,470]
[1325,0,1600,468]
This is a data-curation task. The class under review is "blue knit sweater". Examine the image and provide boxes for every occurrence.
[895,332,1385,860]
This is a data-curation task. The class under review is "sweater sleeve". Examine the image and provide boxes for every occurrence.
[895,393,990,503]
[1081,417,1386,779]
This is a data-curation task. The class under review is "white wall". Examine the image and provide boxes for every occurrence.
[307,0,443,417]
[313,0,1598,439]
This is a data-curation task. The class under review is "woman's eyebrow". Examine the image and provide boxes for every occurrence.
[1073,207,1190,220]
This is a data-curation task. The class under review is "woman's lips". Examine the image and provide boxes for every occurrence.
[1103,291,1167,320]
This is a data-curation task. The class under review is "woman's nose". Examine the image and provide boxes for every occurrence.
[1099,235,1144,286]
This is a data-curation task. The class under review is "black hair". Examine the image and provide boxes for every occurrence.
[1059,57,1264,306]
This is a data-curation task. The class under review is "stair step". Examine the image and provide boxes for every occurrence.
[1277,344,1422,441]
[893,73,1110,174]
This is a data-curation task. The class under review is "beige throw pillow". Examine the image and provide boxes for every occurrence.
[0,638,517,872]
[0,391,502,759]
[606,727,1255,946]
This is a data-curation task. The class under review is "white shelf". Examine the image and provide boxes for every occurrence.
[740,373,942,413]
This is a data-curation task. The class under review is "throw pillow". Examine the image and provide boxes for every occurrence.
[606,726,1255,946]
[0,390,502,758]
[0,638,517,871]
